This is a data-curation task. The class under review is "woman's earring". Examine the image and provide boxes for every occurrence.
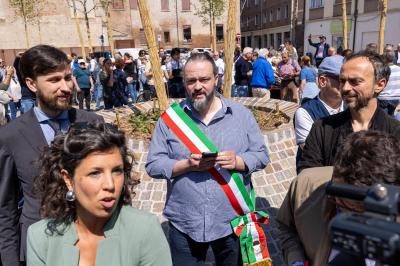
[66,190,76,202]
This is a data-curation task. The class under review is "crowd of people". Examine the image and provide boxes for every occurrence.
[0,38,399,266]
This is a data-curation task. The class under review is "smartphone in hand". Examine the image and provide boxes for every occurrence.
[202,151,218,158]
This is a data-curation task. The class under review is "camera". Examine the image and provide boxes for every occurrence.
[326,183,400,266]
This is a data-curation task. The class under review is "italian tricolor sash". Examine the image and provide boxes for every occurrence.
[161,102,272,266]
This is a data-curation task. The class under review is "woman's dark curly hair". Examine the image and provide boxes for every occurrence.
[333,130,400,186]
[35,121,137,234]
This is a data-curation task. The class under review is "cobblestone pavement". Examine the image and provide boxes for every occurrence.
[93,98,299,266]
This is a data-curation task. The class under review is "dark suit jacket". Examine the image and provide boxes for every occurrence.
[395,50,400,65]
[0,108,103,266]
[308,39,330,59]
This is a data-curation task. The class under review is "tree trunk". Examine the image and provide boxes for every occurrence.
[209,1,213,50]
[71,0,86,59]
[38,20,42,43]
[106,5,115,53]
[137,0,168,111]
[23,19,30,48]
[378,0,387,54]
[212,13,216,51]
[291,0,298,46]
[222,0,237,98]
[342,0,348,49]
[21,0,30,48]
[83,1,93,54]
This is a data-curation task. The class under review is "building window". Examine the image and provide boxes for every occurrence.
[310,0,324,9]
[164,31,170,43]
[263,12,267,23]
[264,35,268,47]
[269,10,273,22]
[284,31,290,41]
[270,33,274,47]
[161,0,169,11]
[247,36,252,47]
[255,0,259,6]
[112,0,124,9]
[183,25,192,43]
[255,15,258,25]
[277,32,282,45]
[284,5,288,18]
[182,0,190,11]
[216,24,224,42]
[129,0,138,9]
[247,17,249,27]
[277,8,281,20]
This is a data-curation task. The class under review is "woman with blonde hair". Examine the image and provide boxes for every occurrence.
[299,55,319,102]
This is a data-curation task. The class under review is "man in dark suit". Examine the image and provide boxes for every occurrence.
[0,45,104,266]
[308,34,330,67]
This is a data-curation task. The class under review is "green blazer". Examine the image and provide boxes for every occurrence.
[27,205,172,266]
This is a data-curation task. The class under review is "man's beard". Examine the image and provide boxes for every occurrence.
[342,89,374,111]
[189,89,215,112]
[36,88,72,113]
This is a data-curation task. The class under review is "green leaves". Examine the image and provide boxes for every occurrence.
[194,0,225,25]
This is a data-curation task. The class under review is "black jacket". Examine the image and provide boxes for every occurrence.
[308,39,330,59]
[0,108,103,265]
[297,107,400,173]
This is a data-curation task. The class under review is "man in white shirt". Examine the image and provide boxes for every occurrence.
[395,43,400,66]
[213,51,225,92]
[294,55,345,147]
[378,50,400,115]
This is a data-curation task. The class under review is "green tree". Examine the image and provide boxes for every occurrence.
[9,0,46,48]
[67,0,96,53]
[194,0,225,51]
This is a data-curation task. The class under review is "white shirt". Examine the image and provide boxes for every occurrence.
[214,58,225,75]
[7,77,21,102]
[378,64,400,100]
[89,58,97,72]
[397,51,400,64]
[294,96,345,144]
[316,43,325,58]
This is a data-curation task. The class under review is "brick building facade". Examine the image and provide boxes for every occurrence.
[240,0,305,53]
[0,0,238,64]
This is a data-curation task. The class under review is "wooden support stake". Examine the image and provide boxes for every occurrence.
[378,0,387,54]
[137,0,169,111]
[222,0,238,98]
[342,0,348,49]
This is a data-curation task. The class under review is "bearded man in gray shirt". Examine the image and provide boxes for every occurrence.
[146,52,269,266]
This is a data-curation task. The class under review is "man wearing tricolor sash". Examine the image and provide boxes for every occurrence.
[146,52,270,266]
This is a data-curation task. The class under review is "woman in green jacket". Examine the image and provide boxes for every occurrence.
[27,122,172,266]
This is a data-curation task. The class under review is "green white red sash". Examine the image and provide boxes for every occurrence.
[161,102,272,265]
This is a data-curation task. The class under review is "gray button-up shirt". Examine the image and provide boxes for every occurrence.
[146,96,269,242]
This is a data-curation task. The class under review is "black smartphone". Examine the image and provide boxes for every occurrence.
[202,151,218,158]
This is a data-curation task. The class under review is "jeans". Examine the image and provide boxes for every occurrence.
[78,89,91,110]
[231,85,250,97]
[9,100,21,120]
[169,223,242,266]
[20,98,35,114]
[126,81,137,103]
[95,83,103,109]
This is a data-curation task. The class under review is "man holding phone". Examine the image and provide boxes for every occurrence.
[146,52,269,265]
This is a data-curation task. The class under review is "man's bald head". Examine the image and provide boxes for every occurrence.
[328,47,336,56]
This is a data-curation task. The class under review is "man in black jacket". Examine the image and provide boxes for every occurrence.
[308,35,330,67]
[0,45,103,266]
[297,51,400,173]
